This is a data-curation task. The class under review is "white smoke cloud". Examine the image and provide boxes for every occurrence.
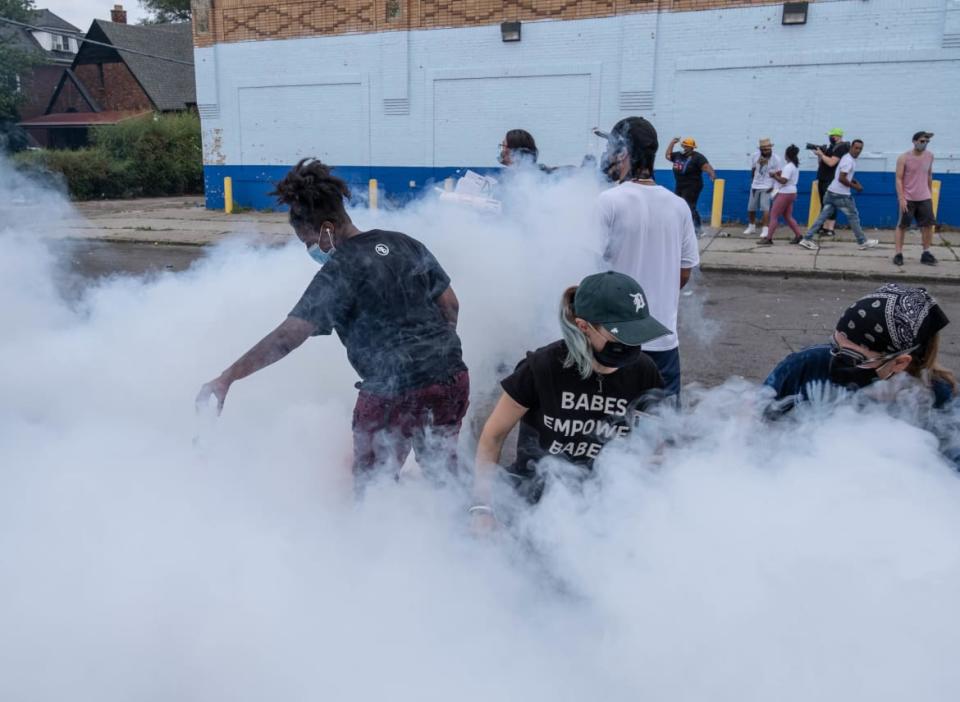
[1,159,959,701]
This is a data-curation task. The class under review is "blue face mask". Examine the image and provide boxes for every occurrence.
[306,228,336,266]
[307,243,331,266]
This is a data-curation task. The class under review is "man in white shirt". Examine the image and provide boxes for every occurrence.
[743,137,783,239]
[800,139,879,251]
[597,116,701,397]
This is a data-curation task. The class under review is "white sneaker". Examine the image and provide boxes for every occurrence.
[743,224,756,235]
[798,239,818,251]
[858,239,879,250]
[759,226,769,239]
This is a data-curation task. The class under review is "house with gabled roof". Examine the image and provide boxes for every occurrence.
[19,7,195,149]
[1,8,80,124]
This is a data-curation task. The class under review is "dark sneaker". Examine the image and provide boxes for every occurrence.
[921,251,938,266]
[819,228,836,238]
[791,235,802,245]
[758,237,773,246]
[893,253,903,266]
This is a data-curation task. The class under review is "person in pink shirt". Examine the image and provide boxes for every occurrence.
[894,131,937,266]
[760,144,803,245]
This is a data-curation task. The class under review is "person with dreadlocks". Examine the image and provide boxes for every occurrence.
[596,116,700,397]
[197,159,469,493]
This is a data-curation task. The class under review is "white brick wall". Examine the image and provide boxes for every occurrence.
[195,0,960,173]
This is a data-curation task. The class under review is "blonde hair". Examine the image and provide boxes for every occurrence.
[908,333,957,393]
[559,286,594,379]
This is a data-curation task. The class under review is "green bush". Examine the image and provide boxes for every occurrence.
[13,112,203,200]
[13,147,131,199]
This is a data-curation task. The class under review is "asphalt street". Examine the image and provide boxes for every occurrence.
[59,240,960,387]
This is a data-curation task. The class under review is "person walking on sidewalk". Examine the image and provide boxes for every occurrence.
[744,137,782,239]
[665,136,716,237]
[760,144,803,245]
[812,128,849,237]
[893,131,937,267]
[799,139,878,251]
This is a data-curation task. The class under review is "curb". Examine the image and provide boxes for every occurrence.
[699,262,960,286]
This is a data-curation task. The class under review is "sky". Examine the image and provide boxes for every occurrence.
[38,1,149,32]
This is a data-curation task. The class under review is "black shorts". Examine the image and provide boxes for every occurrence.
[898,199,935,228]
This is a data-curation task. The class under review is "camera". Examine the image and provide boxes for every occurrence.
[805,143,824,151]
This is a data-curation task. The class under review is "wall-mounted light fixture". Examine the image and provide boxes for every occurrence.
[500,21,521,42]
[782,2,809,25]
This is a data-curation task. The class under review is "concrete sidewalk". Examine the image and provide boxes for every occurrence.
[43,196,960,284]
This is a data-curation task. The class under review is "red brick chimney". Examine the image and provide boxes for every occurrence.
[110,4,127,24]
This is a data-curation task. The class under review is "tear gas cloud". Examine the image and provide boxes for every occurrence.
[1,160,959,701]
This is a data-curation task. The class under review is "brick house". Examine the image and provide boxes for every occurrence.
[1,8,80,123]
[20,7,195,149]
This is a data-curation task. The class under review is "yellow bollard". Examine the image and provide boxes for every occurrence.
[369,179,379,210]
[224,176,233,214]
[807,181,821,227]
[710,178,725,229]
[932,179,941,218]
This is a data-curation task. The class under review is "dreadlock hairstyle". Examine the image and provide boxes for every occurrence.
[270,158,352,231]
[610,117,659,180]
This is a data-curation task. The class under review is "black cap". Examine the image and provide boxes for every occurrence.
[574,271,671,346]
[912,131,934,141]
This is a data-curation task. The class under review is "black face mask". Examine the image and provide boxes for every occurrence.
[828,356,880,390]
[594,340,644,369]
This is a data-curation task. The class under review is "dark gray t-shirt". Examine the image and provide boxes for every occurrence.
[290,229,466,395]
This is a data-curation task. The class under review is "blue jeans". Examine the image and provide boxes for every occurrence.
[804,191,866,244]
[644,347,681,398]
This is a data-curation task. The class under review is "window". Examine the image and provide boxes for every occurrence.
[385,0,402,23]
[52,33,71,52]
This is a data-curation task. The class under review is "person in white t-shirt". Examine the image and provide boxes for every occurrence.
[800,139,879,251]
[743,137,783,239]
[760,144,803,244]
[596,116,700,397]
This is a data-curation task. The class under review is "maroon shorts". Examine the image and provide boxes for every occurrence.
[352,370,470,489]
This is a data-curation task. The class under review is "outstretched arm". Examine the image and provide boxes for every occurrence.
[197,316,316,413]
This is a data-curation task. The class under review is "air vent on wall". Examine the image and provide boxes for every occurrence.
[197,103,220,120]
[619,91,654,112]
[944,34,960,48]
[383,98,410,115]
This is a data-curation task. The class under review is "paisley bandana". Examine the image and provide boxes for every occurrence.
[836,284,949,354]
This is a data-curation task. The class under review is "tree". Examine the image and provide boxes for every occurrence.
[138,0,191,24]
[0,0,39,151]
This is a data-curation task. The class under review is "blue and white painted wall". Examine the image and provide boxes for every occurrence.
[194,0,960,226]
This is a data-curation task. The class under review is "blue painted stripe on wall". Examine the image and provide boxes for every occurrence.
[204,165,960,228]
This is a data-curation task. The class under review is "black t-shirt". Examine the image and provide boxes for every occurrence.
[290,229,466,395]
[501,340,664,478]
[817,141,850,182]
[668,150,709,193]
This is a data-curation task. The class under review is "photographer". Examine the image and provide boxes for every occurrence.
[809,128,848,237]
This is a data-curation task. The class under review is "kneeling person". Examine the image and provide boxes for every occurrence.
[471,272,668,524]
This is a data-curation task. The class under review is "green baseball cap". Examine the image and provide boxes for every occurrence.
[574,271,672,346]
[827,128,844,137]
